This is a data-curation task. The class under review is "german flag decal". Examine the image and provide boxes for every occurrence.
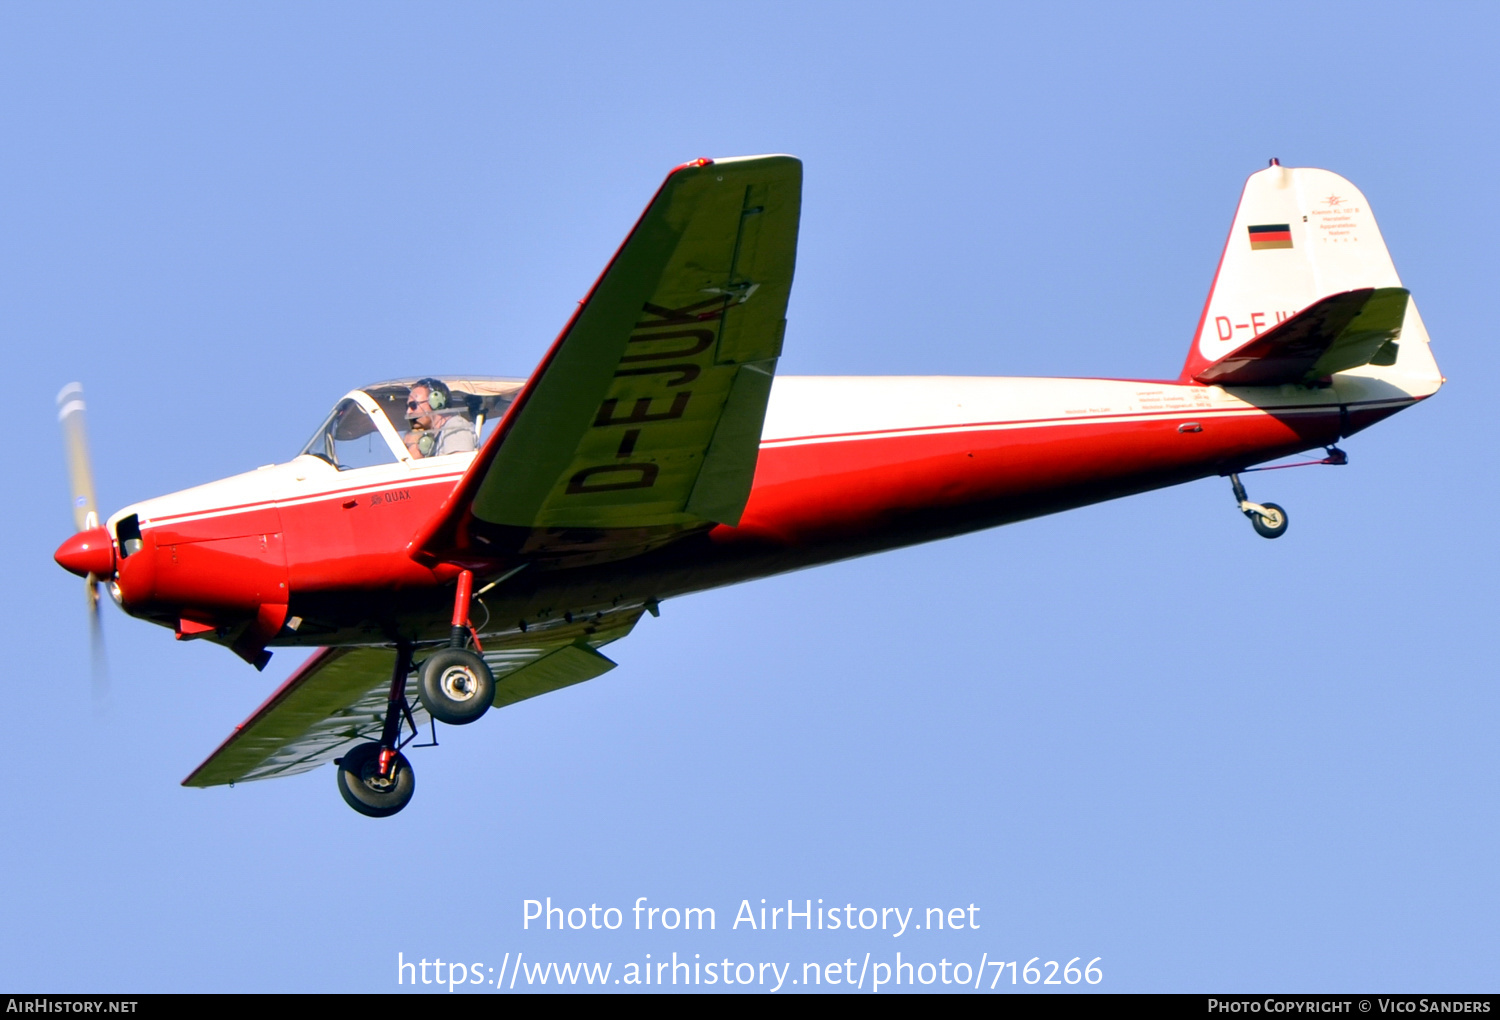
[1248,223,1293,250]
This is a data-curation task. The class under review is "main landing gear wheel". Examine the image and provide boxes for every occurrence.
[417,648,495,725]
[336,742,415,818]
[1248,502,1289,539]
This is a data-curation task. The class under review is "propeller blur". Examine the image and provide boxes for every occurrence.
[56,382,111,704]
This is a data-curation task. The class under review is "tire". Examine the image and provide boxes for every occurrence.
[1249,502,1288,539]
[336,742,415,818]
[418,647,495,725]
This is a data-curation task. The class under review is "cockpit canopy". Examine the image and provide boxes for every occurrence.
[299,376,525,469]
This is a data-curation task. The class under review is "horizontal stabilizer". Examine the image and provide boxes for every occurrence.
[1193,287,1408,387]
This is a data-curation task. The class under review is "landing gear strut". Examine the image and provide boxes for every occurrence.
[1223,447,1347,539]
[417,569,495,726]
[1229,473,1289,540]
[337,642,418,817]
[334,572,499,817]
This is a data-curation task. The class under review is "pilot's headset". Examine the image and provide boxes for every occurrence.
[409,378,451,457]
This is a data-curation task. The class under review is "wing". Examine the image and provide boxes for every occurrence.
[183,609,643,787]
[410,154,801,564]
[1193,287,1409,387]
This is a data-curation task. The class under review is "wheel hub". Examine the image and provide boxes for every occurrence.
[359,761,400,793]
[439,665,478,702]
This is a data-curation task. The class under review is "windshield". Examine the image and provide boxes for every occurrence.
[298,399,400,470]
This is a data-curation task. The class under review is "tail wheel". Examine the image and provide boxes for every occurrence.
[1249,502,1289,539]
[417,648,495,725]
[336,742,415,818]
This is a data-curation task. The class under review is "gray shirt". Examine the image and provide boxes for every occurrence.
[414,414,478,458]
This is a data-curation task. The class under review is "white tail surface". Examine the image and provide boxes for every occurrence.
[1182,164,1438,393]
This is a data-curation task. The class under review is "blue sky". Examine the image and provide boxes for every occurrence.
[2,1,1496,993]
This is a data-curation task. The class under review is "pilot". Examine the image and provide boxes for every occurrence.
[404,378,478,459]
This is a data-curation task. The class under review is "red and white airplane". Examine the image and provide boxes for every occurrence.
[53,155,1441,816]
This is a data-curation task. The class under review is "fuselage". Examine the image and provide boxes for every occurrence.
[86,366,1431,660]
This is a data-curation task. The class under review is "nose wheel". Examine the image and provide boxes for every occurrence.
[1229,473,1289,539]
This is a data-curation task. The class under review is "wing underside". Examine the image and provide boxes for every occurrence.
[184,609,643,787]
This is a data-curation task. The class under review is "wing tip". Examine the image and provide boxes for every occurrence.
[672,153,802,176]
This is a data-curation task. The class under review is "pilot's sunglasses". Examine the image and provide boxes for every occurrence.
[406,398,428,409]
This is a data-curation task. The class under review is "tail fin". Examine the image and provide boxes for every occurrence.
[1181,163,1438,394]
